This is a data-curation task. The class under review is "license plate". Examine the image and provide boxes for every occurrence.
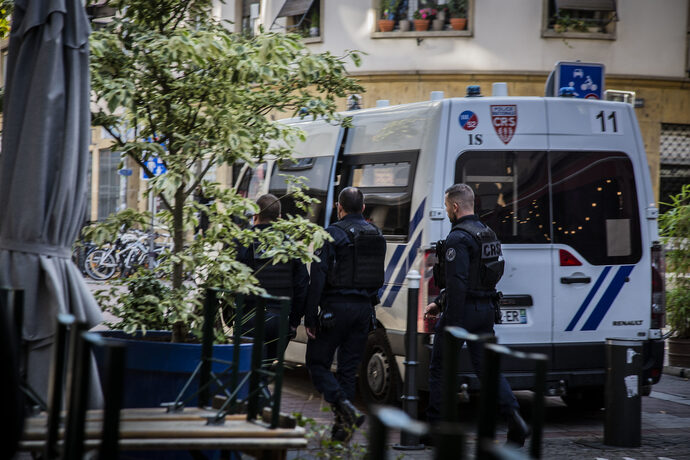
[501,308,527,324]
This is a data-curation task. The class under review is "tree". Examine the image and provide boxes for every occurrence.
[89,0,363,341]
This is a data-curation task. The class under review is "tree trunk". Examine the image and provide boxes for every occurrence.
[171,185,187,342]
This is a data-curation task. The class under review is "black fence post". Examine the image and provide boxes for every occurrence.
[394,269,425,450]
[199,287,218,408]
[604,338,643,447]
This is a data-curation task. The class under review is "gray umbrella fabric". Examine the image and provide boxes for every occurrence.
[0,0,102,405]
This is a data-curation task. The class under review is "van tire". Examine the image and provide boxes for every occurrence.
[561,386,605,410]
[358,329,400,405]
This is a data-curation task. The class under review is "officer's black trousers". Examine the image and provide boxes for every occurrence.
[305,300,371,404]
[427,299,519,423]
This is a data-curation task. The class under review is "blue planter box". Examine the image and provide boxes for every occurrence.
[94,330,253,408]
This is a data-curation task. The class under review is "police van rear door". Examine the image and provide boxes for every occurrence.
[546,100,650,355]
[447,98,553,346]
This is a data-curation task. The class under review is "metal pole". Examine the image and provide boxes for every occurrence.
[393,269,424,450]
[148,186,156,269]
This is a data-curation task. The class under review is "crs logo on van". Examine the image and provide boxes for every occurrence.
[459,110,478,131]
[491,105,517,144]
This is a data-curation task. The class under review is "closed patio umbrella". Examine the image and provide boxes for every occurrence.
[0,0,102,405]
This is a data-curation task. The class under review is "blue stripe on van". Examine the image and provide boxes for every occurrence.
[410,198,426,235]
[384,245,405,285]
[380,199,425,304]
[382,231,422,307]
[565,266,611,331]
[581,265,635,331]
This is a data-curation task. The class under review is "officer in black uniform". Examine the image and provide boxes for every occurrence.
[302,187,386,442]
[424,183,529,447]
[237,194,309,361]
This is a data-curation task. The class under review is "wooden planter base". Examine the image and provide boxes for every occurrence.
[668,337,690,368]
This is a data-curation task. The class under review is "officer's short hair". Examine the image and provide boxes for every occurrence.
[338,187,364,214]
[445,183,475,212]
[256,194,281,223]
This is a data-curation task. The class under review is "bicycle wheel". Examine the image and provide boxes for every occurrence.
[84,249,118,280]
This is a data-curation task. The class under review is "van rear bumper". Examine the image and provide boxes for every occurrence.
[415,337,665,393]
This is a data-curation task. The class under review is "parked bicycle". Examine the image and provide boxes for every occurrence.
[83,229,171,281]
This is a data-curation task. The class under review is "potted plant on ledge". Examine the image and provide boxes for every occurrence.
[413,6,436,32]
[448,0,467,30]
[660,184,690,368]
[378,0,400,32]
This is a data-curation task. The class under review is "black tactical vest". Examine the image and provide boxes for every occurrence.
[433,219,504,295]
[327,220,386,289]
[251,241,294,299]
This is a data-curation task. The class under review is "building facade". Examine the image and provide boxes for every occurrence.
[219,0,690,206]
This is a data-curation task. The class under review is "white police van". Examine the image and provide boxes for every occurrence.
[236,86,666,407]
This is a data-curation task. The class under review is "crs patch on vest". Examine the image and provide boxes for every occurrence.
[481,241,502,259]
[445,248,456,262]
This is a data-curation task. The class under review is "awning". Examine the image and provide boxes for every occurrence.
[275,0,315,18]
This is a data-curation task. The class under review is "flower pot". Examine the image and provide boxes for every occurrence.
[398,19,410,32]
[450,17,467,30]
[668,337,690,368]
[94,330,253,408]
[378,19,395,32]
[309,26,320,37]
[413,19,430,31]
[432,19,444,31]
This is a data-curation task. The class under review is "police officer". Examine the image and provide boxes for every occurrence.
[424,183,529,447]
[303,187,386,442]
[238,194,309,361]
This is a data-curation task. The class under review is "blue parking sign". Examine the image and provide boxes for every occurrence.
[141,156,167,180]
[555,61,605,99]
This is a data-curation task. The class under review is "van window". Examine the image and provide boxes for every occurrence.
[455,151,550,244]
[551,151,641,265]
[237,162,268,201]
[268,156,333,225]
[342,151,418,240]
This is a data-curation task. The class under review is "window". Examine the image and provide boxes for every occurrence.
[237,162,268,201]
[268,156,332,224]
[543,0,617,38]
[372,0,473,39]
[272,0,321,41]
[98,149,124,220]
[551,151,641,265]
[455,150,642,265]
[341,151,418,240]
[241,0,260,36]
[455,151,550,244]
[660,124,690,213]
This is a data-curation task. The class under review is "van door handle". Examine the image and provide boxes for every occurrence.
[560,276,591,284]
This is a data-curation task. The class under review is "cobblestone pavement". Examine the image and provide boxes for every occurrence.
[275,366,690,460]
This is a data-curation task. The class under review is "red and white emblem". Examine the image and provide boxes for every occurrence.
[491,105,517,144]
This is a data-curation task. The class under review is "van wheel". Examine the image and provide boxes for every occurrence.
[358,329,400,405]
[561,387,605,410]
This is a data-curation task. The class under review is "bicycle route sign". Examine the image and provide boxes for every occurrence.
[141,155,167,180]
[553,61,605,99]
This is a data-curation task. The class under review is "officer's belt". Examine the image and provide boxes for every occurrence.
[324,294,371,304]
[466,289,495,299]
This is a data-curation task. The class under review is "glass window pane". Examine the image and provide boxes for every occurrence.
[455,151,550,244]
[362,192,411,238]
[550,151,641,265]
[352,162,410,188]
[268,156,333,224]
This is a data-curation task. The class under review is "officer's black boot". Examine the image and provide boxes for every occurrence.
[506,409,530,447]
[330,404,348,443]
[334,399,366,429]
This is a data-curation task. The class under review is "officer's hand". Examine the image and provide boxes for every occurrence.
[306,327,317,340]
[424,302,440,320]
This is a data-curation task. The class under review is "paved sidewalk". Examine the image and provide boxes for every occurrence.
[276,367,690,460]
